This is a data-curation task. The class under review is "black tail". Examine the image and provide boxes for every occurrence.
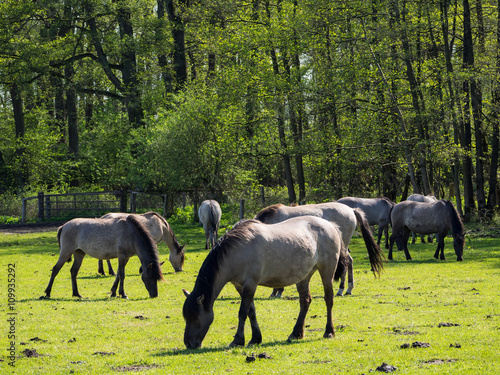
[444,200,465,247]
[334,244,348,282]
[353,208,385,276]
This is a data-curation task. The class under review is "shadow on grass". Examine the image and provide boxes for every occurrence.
[153,337,316,357]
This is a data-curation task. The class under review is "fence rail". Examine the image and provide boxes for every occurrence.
[20,191,171,223]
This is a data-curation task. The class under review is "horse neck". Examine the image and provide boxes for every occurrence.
[194,255,232,308]
[161,224,179,253]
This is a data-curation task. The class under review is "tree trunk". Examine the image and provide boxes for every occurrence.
[462,0,477,220]
[486,0,500,214]
[166,0,188,90]
[10,82,26,190]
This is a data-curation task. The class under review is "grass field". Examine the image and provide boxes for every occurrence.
[1,223,500,374]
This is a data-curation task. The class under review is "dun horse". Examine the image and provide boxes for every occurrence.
[43,216,164,299]
[198,200,222,249]
[254,202,384,297]
[389,200,465,261]
[182,216,346,349]
[98,212,185,275]
[337,197,395,249]
[406,194,438,244]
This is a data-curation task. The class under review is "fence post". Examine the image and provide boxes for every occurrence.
[162,194,167,217]
[45,195,51,220]
[239,199,245,220]
[37,192,44,221]
[130,192,136,213]
[260,186,265,205]
[120,190,127,212]
[21,199,27,223]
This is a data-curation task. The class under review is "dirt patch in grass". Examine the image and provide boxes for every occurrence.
[113,364,163,372]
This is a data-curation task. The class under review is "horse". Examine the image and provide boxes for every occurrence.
[388,200,464,261]
[182,216,346,349]
[406,194,438,244]
[198,200,222,249]
[42,216,164,299]
[254,202,384,297]
[98,212,185,275]
[337,197,395,249]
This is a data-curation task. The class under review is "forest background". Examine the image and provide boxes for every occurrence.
[1,0,499,223]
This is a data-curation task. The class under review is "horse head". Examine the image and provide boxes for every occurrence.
[140,262,163,298]
[182,289,214,349]
[170,245,185,272]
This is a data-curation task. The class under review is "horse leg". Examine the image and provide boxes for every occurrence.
[402,228,412,260]
[44,254,72,298]
[388,233,396,260]
[434,234,446,260]
[107,260,115,276]
[70,250,86,298]
[230,285,258,347]
[98,260,105,275]
[270,287,284,298]
[420,233,426,244]
[110,257,129,298]
[288,273,314,341]
[384,225,389,249]
[345,252,354,295]
[234,285,262,346]
[411,231,416,244]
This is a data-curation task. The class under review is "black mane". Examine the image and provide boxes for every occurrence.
[126,215,164,281]
[254,204,284,222]
[183,220,258,320]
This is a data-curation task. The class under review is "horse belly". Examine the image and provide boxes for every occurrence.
[258,249,317,288]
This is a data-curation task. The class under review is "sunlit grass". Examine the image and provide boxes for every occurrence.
[0,226,499,374]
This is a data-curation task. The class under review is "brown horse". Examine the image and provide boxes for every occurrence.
[254,202,384,296]
[389,200,464,261]
[43,216,164,299]
[99,212,185,275]
[182,216,346,349]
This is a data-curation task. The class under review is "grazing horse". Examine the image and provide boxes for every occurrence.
[254,202,384,297]
[388,200,464,261]
[98,212,185,275]
[182,216,346,349]
[43,216,164,299]
[337,197,395,249]
[406,194,438,244]
[198,200,222,249]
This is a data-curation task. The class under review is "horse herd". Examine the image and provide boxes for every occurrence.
[41,195,465,349]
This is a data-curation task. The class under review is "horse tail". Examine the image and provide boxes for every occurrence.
[208,202,219,246]
[353,208,385,276]
[444,200,465,247]
[126,216,164,281]
[334,244,348,282]
[57,225,72,263]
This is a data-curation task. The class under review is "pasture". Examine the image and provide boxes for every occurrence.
[1,223,500,374]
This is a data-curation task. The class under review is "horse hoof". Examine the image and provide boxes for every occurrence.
[229,340,244,348]
[323,332,334,339]
[39,295,50,300]
[344,292,352,296]
[336,292,343,297]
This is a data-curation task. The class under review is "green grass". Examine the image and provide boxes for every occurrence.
[1,225,500,374]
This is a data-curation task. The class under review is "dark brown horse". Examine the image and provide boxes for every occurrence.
[182,217,346,349]
[43,216,164,299]
[389,200,464,261]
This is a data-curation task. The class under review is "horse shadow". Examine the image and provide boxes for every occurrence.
[154,338,314,357]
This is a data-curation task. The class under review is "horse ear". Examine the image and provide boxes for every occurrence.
[182,289,190,298]
[197,294,205,305]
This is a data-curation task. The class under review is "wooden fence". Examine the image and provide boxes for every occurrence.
[21,191,170,223]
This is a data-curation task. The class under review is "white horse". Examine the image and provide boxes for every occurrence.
[182,216,346,348]
[254,202,384,296]
[198,200,222,249]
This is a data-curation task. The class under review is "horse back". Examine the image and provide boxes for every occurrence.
[392,200,448,234]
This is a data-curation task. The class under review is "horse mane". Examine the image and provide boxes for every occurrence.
[254,204,284,222]
[126,216,164,281]
[185,220,258,317]
[443,200,465,246]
